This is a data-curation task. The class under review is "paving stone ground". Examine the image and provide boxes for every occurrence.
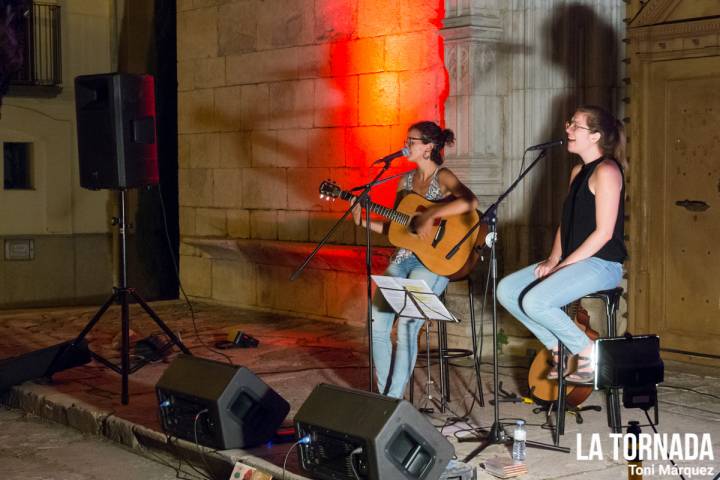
[0,300,718,479]
[0,406,183,480]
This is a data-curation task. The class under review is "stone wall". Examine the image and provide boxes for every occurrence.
[177,0,449,323]
[177,0,628,357]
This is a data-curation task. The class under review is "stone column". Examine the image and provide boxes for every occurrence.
[441,1,505,208]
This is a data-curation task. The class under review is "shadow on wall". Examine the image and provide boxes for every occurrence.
[525,2,621,264]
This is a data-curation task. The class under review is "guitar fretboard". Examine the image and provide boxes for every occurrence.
[340,190,412,226]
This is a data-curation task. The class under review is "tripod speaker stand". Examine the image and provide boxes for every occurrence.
[68,73,190,404]
[70,189,190,405]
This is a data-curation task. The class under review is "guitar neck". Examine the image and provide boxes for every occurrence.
[340,191,411,226]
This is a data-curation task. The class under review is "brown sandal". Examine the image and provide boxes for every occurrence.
[565,355,594,384]
[546,349,569,381]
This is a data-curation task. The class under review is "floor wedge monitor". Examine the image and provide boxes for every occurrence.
[156,354,289,449]
[295,383,454,480]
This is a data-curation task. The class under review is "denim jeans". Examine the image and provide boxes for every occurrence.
[496,257,622,354]
[372,254,449,399]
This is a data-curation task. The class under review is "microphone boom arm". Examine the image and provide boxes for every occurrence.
[446,148,549,260]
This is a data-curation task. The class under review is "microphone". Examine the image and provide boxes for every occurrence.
[526,139,565,151]
[372,147,410,165]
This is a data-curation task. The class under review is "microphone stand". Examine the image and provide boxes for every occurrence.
[452,148,571,462]
[290,160,400,392]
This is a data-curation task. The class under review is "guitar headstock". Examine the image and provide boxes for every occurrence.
[319,180,342,201]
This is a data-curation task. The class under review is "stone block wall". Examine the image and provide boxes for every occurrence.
[176,0,628,358]
[177,0,448,324]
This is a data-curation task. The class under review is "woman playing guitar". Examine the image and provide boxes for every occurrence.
[351,120,478,399]
[497,105,627,385]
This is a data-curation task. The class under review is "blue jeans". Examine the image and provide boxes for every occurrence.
[372,255,449,399]
[497,257,622,354]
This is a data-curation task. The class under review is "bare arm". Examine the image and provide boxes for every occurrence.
[351,201,386,234]
[413,169,478,239]
[350,182,409,235]
[552,160,622,270]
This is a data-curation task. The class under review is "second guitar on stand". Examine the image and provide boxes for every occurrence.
[319,180,487,279]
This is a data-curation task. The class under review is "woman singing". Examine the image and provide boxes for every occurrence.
[497,105,627,383]
[352,120,478,398]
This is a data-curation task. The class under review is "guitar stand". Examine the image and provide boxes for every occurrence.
[533,400,602,425]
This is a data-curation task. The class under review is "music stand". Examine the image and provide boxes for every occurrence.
[65,189,191,405]
[372,275,457,410]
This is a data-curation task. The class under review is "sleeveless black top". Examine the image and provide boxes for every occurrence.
[560,156,627,263]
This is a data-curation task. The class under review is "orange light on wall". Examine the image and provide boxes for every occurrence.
[317,0,447,209]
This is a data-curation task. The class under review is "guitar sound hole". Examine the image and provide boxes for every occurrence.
[408,217,418,234]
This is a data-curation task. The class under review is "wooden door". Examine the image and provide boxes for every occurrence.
[645,56,720,359]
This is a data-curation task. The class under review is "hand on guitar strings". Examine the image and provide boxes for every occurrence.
[409,207,438,241]
[351,202,362,226]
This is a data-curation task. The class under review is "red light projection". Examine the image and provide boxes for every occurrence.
[316,0,447,210]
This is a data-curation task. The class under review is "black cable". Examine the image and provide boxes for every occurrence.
[192,409,217,480]
[155,184,234,365]
[131,424,209,480]
[155,408,212,480]
[282,440,301,480]
[644,410,687,480]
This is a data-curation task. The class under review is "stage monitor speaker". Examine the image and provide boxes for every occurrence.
[75,73,159,190]
[595,334,664,389]
[0,340,91,391]
[294,384,454,480]
[155,354,289,450]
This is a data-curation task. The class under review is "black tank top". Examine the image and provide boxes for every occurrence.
[560,156,627,263]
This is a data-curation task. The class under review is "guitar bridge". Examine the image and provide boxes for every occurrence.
[432,220,446,247]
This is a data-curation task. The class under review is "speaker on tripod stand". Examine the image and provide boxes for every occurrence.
[66,72,191,405]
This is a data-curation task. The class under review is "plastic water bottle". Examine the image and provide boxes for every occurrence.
[512,420,527,463]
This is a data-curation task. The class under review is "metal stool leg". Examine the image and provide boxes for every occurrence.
[555,342,567,445]
[437,321,448,413]
[594,289,623,433]
[467,277,485,407]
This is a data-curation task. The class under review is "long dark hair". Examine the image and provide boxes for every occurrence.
[575,105,627,169]
[410,121,455,165]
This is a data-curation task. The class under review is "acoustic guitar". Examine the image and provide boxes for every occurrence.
[527,300,598,407]
[318,180,487,279]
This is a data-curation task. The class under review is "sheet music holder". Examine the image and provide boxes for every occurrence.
[371,276,457,322]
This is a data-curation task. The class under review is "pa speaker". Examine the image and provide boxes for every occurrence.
[595,334,664,389]
[295,384,454,480]
[0,340,91,391]
[75,73,159,190]
[155,354,289,449]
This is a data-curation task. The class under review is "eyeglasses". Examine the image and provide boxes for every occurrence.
[565,120,593,132]
[405,136,424,146]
